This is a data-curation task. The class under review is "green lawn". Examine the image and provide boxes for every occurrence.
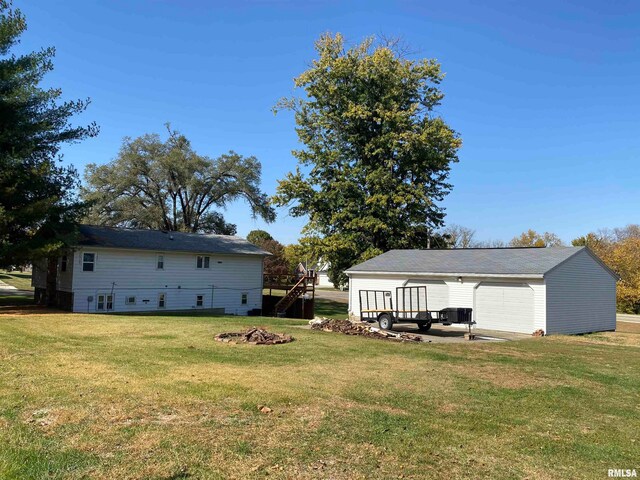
[314,298,348,319]
[0,270,33,291]
[0,310,638,479]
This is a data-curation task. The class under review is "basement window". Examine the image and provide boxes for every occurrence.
[97,294,113,311]
[196,255,210,269]
[82,253,95,272]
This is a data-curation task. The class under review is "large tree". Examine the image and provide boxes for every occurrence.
[273,33,461,287]
[0,1,98,266]
[573,224,640,314]
[509,230,564,248]
[82,126,275,235]
[442,224,477,248]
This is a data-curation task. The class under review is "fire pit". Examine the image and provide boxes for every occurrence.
[215,327,294,345]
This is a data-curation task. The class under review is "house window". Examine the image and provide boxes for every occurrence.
[158,293,166,308]
[196,295,204,307]
[156,255,164,270]
[82,253,95,272]
[97,294,113,311]
[60,255,67,272]
[196,255,210,269]
[125,296,136,305]
[241,293,248,305]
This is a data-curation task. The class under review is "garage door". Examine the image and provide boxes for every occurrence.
[406,280,448,311]
[474,282,534,333]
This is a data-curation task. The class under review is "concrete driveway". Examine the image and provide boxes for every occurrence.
[314,288,349,303]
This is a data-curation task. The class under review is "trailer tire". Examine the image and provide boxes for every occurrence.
[378,313,394,331]
[417,322,432,332]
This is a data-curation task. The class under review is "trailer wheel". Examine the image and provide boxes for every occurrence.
[378,313,394,331]
[417,322,432,332]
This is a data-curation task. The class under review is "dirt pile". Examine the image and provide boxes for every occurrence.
[215,327,293,345]
[310,317,424,342]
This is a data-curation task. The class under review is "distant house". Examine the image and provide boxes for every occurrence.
[32,225,270,314]
[346,247,618,335]
[296,260,335,288]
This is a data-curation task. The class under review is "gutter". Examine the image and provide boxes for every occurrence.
[345,271,544,279]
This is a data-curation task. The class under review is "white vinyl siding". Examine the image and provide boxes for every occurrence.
[545,249,617,334]
[70,247,263,315]
[405,280,448,311]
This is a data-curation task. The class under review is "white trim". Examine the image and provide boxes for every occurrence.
[346,271,543,279]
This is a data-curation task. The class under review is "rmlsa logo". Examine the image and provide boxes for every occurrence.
[609,469,637,478]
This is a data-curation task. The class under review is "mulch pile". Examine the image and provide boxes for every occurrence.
[309,317,423,343]
[215,327,294,345]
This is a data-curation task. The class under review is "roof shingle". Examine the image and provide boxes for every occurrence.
[345,247,585,276]
[77,225,270,256]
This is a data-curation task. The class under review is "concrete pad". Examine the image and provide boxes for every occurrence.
[389,323,531,343]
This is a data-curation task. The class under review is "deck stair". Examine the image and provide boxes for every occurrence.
[273,274,314,315]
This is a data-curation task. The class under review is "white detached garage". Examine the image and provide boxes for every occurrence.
[345,247,618,335]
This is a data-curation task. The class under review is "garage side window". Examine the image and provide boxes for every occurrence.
[82,253,95,272]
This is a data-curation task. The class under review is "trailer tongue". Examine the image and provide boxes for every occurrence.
[359,286,474,333]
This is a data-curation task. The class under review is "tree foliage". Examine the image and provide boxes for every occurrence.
[247,235,290,276]
[82,126,275,235]
[509,229,564,248]
[247,229,273,245]
[0,1,98,266]
[273,33,461,287]
[573,224,640,314]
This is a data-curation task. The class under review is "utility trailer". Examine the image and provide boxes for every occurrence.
[359,286,474,332]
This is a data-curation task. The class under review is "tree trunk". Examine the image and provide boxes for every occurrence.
[45,256,58,307]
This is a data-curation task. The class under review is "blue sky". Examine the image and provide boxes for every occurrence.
[14,0,640,245]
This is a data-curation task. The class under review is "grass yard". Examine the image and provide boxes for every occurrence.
[0,310,638,479]
[0,270,33,291]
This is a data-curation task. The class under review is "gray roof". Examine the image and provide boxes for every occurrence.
[345,247,591,277]
[77,225,271,256]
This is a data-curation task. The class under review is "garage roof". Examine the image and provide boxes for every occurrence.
[345,247,602,277]
[77,225,271,256]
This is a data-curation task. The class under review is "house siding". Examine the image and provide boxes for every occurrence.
[545,249,617,334]
[70,247,263,315]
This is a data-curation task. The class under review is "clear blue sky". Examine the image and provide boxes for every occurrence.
[14,0,640,245]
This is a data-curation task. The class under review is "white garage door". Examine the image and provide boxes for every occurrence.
[474,282,534,333]
[406,280,449,311]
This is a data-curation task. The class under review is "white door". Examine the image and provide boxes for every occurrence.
[474,282,534,333]
[405,280,449,311]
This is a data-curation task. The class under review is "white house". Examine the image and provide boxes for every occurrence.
[345,247,618,335]
[296,260,335,288]
[32,225,270,314]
